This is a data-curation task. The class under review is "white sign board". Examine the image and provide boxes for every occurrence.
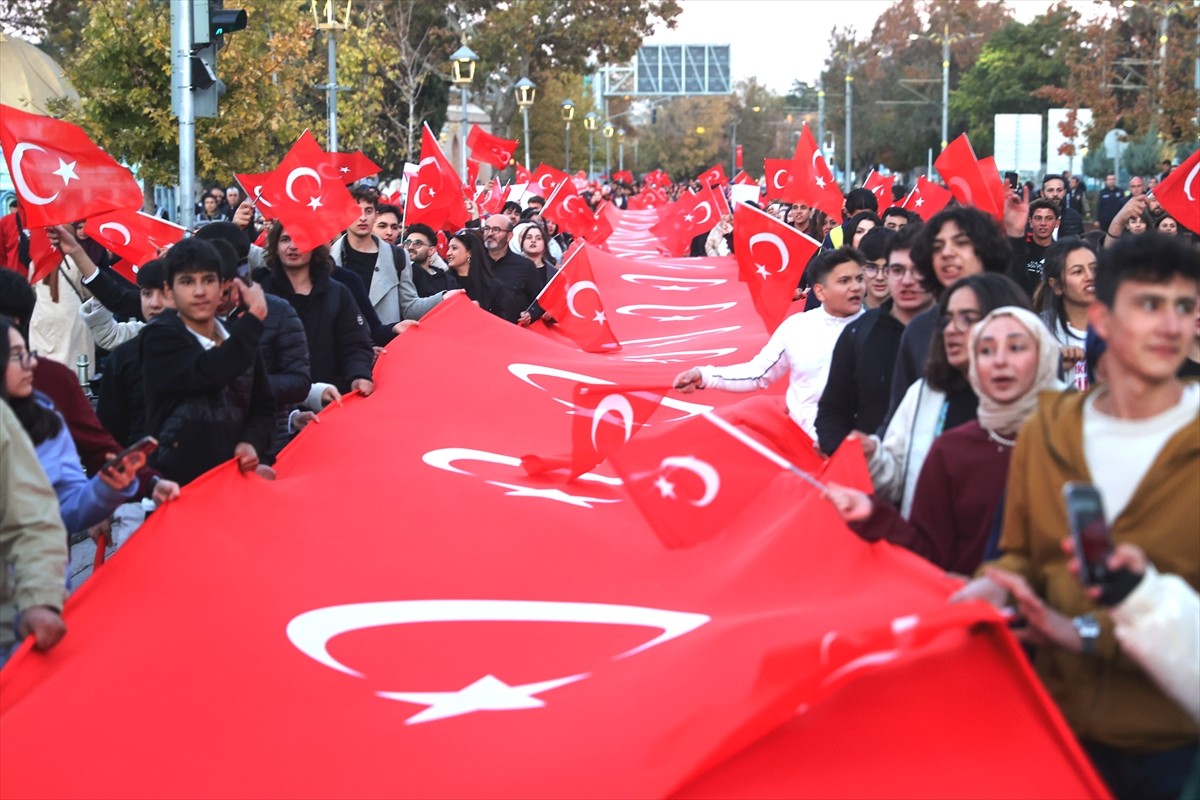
[993,114,1042,174]
[1046,108,1093,176]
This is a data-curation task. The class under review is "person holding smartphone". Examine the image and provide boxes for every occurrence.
[953,233,1199,800]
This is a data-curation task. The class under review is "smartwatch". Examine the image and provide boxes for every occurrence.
[1072,614,1100,655]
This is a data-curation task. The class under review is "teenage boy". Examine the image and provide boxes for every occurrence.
[674,247,867,439]
[141,239,274,485]
[954,233,1199,800]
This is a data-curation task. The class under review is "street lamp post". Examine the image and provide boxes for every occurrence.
[561,99,575,172]
[844,68,853,192]
[583,112,598,179]
[603,122,614,177]
[514,77,536,171]
[617,128,626,173]
[449,43,478,181]
[910,25,979,152]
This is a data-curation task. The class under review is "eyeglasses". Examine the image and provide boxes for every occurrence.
[938,310,983,332]
[8,349,38,368]
[863,264,881,276]
[402,238,430,247]
[481,226,510,235]
[884,264,921,280]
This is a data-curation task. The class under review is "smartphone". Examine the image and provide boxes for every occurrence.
[1005,171,1020,191]
[1064,482,1111,584]
[101,435,158,474]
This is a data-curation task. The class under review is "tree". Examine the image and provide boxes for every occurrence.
[0,0,88,61]
[950,6,1081,160]
[631,95,729,181]
[56,0,324,188]
[444,0,682,142]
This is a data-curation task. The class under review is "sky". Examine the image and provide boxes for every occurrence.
[643,0,1081,95]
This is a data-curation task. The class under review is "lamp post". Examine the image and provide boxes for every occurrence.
[617,127,626,173]
[583,112,598,179]
[314,0,351,152]
[845,67,853,192]
[561,99,575,172]
[603,121,614,177]
[449,43,478,181]
[909,24,979,152]
[514,77,536,171]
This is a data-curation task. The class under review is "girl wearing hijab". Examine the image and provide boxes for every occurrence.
[828,306,1064,574]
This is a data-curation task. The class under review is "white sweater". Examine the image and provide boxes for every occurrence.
[698,306,863,438]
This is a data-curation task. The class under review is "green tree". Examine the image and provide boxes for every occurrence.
[633,95,729,181]
[950,6,1081,159]
[57,0,323,188]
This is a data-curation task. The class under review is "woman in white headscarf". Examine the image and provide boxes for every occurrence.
[827,306,1064,575]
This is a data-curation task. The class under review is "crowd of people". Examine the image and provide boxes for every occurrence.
[1,157,1197,799]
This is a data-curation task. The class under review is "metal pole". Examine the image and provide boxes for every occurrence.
[565,121,571,172]
[941,30,950,150]
[618,140,624,172]
[327,26,338,151]
[1158,10,1169,131]
[844,68,853,192]
[522,106,531,171]
[174,3,194,231]
[460,85,468,180]
[817,83,825,156]
[588,129,595,179]
[730,119,738,177]
[606,137,612,176]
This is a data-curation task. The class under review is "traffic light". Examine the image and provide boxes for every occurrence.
[189,1,248,118]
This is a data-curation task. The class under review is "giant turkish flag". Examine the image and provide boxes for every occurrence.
[0,205,1107,800]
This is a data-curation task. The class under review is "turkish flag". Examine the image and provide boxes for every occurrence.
[644,169,670,189]
[1151,147,1200,230]
[320,150,381,185]
[234,170,279,218]
[732,201,819,333]
[534,246,620,353]
[649,185,722,255]
[732,169,757,186]
[475,179,510,216]
[934,134,1001,220]
[762,158,794,201]
[405,126,469,231]
[781,123,845,222]
[465,159,480,194]
[529,163,570,199]
[736,145,744,170]
[521,382,666,479]
[613,169,635,186]
[698,163,728,187]
[84,209,185,281]
[609,411,806,549]
[628,184,668,210]
[819,435,873,494]
[257,130,362,253]
[977,156,1008,220]
[863,170,895,209]
[900,176,954,222]
[514,162,531,184]
[0,103,143,228]
[467,125,518,169]
[25,227,62,284]
[541,181,599,240]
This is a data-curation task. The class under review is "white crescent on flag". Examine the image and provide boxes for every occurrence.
[692,201,714,226]
[97,222,132,245]
[659,455,720,506]
[748,232,790,274]
[590,393,636,450]
[11,143,59,205]
[948,176,974,205]
[1183,162,1199,202]
[285,167,322,202]
[566,281,601,319]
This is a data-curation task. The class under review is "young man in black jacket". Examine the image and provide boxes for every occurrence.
[141,239,275,485]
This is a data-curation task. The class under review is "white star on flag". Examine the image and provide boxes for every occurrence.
[655,475,676,499]
[377,673,587,725]
[755,264,770,280]
[307,195,323,211]
[592,310,606,325]
[338,166,350,173]
[684,213,695,222]
[915,196,924,207]
[52,159,79,186]
[814,175,826,189]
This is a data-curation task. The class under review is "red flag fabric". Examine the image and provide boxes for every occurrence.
[698,163,728,187]
[644,169,670,189]
[25,227,62,284]
[534,247,621,353]
[234,170,279,218]
[863,170,895,208]
[762,158,794,201]
[0,237,1106,799]
[1152,147,1200,230]
[781,123,845,221]
[466,159,480,195]
[475,179,510,216]
[84,210,185,281]
[819,435,873,494]
[0,103,142,228]
[977,156,1007,219]
[613,169,635,186]
[610,410,812,549]
[257,131,361,253]
[529,163,570,199]
[320,150,381,184]
[649,183,724,256]
[934,134,1001,220]
[466,124,518,169]
[514,162,531,184]
[732,201,820,333]
[541,181,600,240]
[732,170,757,186]
[405,126,469,231]
[900,176,954,222]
